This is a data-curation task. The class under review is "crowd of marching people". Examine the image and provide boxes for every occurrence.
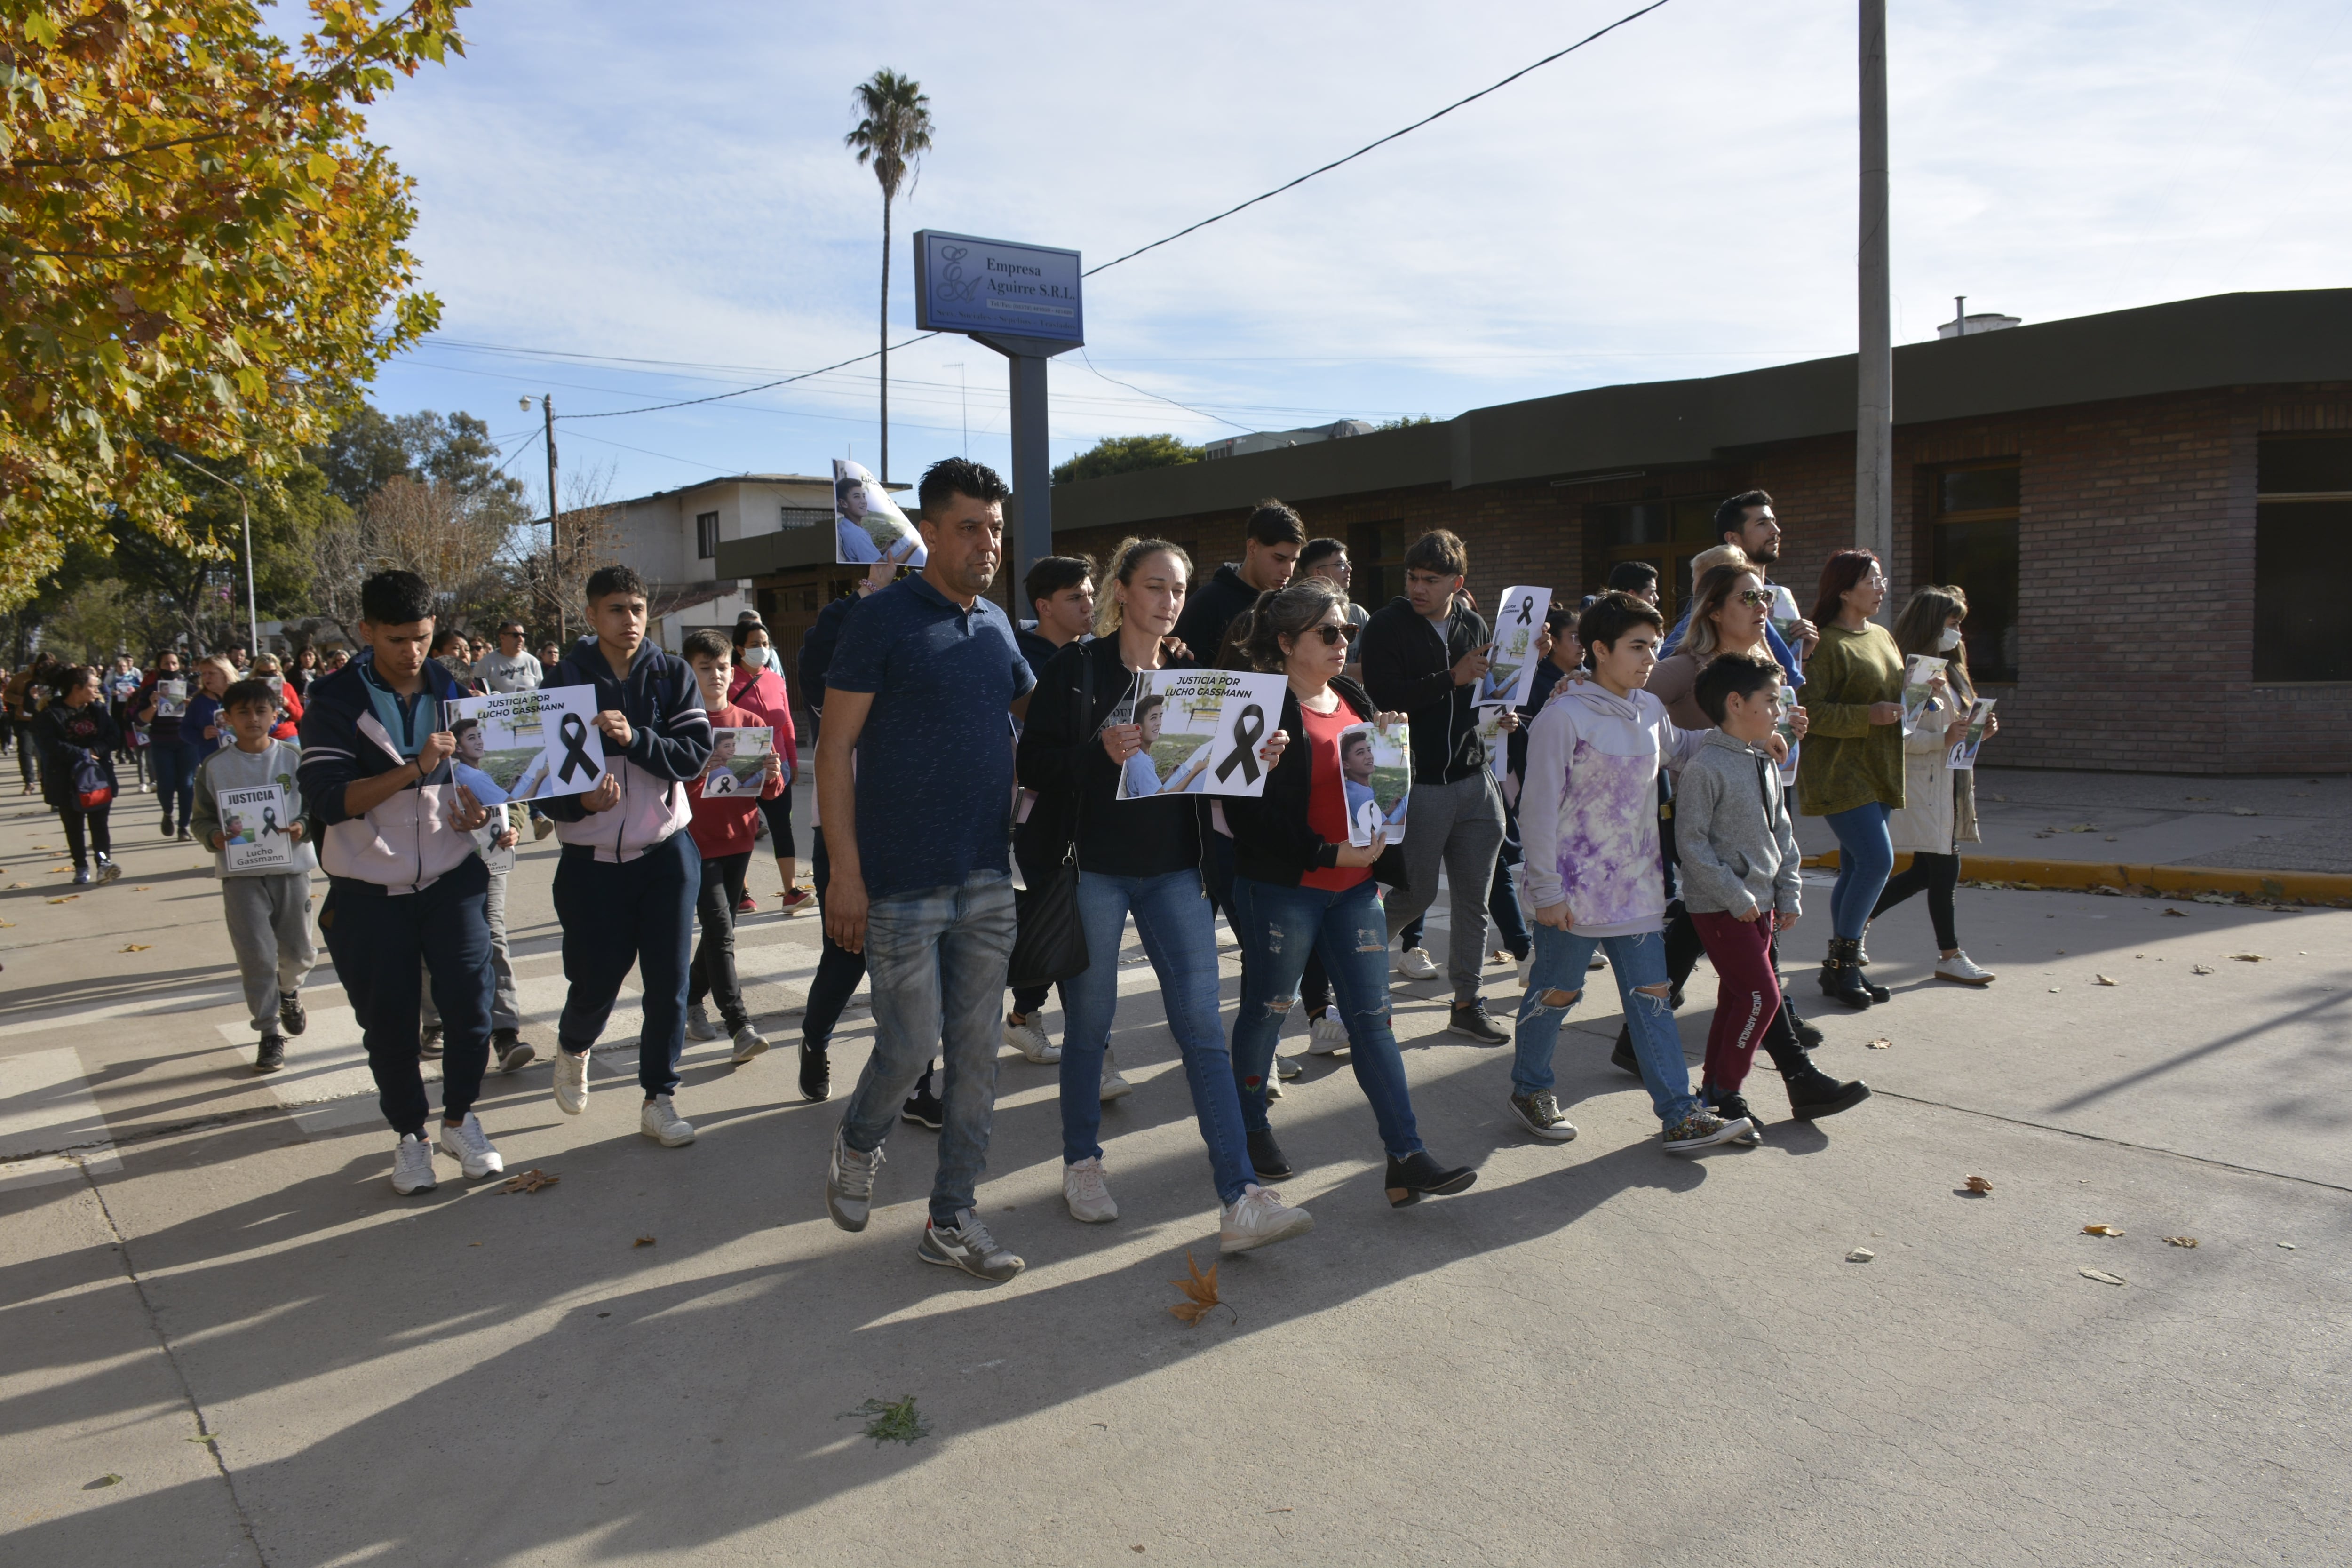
[5,460,2001,1284]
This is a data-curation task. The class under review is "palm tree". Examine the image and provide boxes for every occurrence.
[844,69,933,485]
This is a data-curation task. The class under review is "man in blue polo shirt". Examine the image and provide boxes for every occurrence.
[817,457,1035,1284]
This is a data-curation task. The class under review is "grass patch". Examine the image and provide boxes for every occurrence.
[840,1394,930,1446]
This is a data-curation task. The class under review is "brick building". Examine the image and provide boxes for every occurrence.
[725,289,2352,773]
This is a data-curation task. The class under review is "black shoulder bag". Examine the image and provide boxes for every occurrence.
[1006,651,1096,989]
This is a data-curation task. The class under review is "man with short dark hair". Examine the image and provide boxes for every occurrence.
[1004,553,1096,1068]
[1661,490,1819,665]
[1606,560,1661,605]
[818,456,1035,1284]
[1171,498,1305,660]
[1359,528,1513,1043]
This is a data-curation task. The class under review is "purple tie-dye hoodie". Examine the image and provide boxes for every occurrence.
[1519,679,1709,937]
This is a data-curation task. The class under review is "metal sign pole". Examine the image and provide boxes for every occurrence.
[974,332,1073,581]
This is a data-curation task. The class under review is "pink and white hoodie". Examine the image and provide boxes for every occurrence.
[1519,679,1709,937]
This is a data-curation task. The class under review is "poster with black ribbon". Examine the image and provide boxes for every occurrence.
[441,685,608,801]
[1113,670,1287,801]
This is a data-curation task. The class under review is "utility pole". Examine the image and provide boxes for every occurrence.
[542,394,562,644]
[166,449,259,657]
[1857,0,1893,605]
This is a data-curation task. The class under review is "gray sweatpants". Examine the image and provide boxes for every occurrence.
[222,871,317,1036]
[421,858,519,1034]
[1383,771,1506,1003]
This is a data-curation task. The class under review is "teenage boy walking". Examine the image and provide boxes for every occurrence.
[1170,498,1304,662]
[680,628,785,1064]
[298,571,503,1194]
[819,457,1035,1284]
[193,678,317,1075]
[1359,528,1513,1043]
[1004,553,1094,1070]
[537,565,714,1147]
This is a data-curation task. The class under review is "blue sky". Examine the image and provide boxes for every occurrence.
[349,0,2351,509]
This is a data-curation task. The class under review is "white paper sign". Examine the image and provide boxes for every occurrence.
[1115,670,1287,800]
[1341,720,1413,846]
[444,685,608,801]
[219,784,297,872]
[701,727,775,797]
[832,458,926,567]
[1476,705,1513,782]
[1475,586,1552,708]
[1900,654,1947,736]
[153,678,188,719]
[1947,698,1997,770]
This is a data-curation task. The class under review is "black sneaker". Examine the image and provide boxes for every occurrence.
[1446,1002,1509,1045]
[799,1039,831,1102]
[419,1026,444,1062]
[1703,1089,1766,1144]
[1782,1000,1826,1051]
[1383,1149,1477,1208]
[1609,1028,1642,1077]
[160,820,175,838]
[254,1036,286,1075]
[1784,1063,1871,1120]
[495,1029,535,1074]
[1246,1127,1293,1182]
[900,1083,944,1130]
[278,990,307,1037]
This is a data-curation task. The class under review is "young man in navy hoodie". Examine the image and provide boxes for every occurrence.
[537,565,715,1147]
[298,571,501,1195]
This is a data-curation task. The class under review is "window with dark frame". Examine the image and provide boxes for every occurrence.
[1346,521,1408,612]
[1928,462,2020,684]
[695,510,720,560]
[1582,496,1718,623]
[2256,434,2352,683]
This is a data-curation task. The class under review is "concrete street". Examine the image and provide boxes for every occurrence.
[2,775,2346,1567]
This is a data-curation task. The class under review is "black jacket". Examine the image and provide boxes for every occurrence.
[1171,563,1261,667]
[1014,636,1203,874]
[33,702,119,811]
[797,591,861,743]
[1222,677,1411,893]
[1359,596,1492,784]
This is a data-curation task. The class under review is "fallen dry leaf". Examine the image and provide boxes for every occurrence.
[8,882,28,889]
[2278,1242,2296,1250]
[2230,808,2257,817]
[1845,1247,1875,1263]
[121,943,151,953]
[633,1235,656,1248]
[1167,1249,1232,1326]
[2192,964,2216,975]
[1965,1175,1994,1194]
[2227,953,2265,963]
[2161,907,2187,917]
[2079,1268,2126,1286]
[47,895,77,904]
[2083,1224,2125,1237]
[47,865,69,874]
[86,1473,121,1489]
[2163,1236,2199,1248]
[1866,1036,1891,1050]
[501,1168,560,1194]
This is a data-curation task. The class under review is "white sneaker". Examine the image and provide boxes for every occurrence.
[685,1003,717,1041]
[1275,1053,1304,1080]
[1220,1183,1315,1255]
[1936,951,1997,986]
[1307,1013,1349,1054]
[553,1049,589,1115]
[436,1112,504,1180]
[1515,954,1533,990]
[1063,1155,1119,1223]
[730,1024,769,1065]
[1589,952,1608,971]
[390,1132,438,1195]
[1004,1015,1061,1064]
[1398,947,1440,981]
[640,1094,696,1146]
[1099,1050,1132,1102]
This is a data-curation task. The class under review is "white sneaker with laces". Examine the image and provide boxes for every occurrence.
[1398,947,1440,981]
[390,1132,438,1195]
[730,1024,769,1065]
[1063,1156,1118,1223]
[1004,1015,1061,1064]
[553,1048,589,1115]
[437,1112,504,1179]
[1220,1183,1315,1255]
[1099,1050,1133,1102]
[640,1094,697,1146]
[917,1210,1025,1283]
[1275,1053,1304,1080]
[1307,1013,1349,1054]
[1935,951,1997,986]
[685,1003,717,1042]
[826,1131,884,1231]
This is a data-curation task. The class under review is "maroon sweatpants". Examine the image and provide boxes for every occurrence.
[1690,909,1783,1094]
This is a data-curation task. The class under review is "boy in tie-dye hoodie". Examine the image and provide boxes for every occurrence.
[1509,592,1755,1154]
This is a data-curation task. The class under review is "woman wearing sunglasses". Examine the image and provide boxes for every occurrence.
[1222,577,1479,1209]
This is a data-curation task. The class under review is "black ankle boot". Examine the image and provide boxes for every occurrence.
[1818,938,1875,1010]
[798,1039,831,1102]
[1610,1027,1642,1076]
[1384,1149,1476,1207]
[1780,997,1825,1051]
[1248,1127,1294,1182]
[1783,1060,1871,1119]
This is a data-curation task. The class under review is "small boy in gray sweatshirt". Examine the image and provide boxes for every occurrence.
[191,678,318,1074]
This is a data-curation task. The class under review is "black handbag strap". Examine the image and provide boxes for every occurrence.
[1061,650,1096,864]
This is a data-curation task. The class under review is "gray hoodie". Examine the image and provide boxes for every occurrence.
[191,740,320,877]
[1672,728,1801,920]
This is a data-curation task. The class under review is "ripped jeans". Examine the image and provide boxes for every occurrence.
[1230,875,1425,1160]
[1512,924,1700,1129]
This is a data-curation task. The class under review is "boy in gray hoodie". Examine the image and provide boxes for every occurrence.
[192,678,318,1074]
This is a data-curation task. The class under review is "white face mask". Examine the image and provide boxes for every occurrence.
[739,645,767,669]
[1937,626,1963,651]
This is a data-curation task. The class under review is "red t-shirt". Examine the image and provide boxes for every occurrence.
[1296,697,1372,893]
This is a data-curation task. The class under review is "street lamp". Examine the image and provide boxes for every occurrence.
[165,449,261,657]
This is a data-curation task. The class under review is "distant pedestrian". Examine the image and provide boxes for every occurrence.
[191,677,318,1075]
[473,621,543,693]
[727,613,805,913]
[135,650,197,838]
[33,664,123,885]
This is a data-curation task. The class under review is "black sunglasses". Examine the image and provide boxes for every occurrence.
[1303,621,1360,646]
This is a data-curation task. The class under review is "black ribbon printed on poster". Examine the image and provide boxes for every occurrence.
[1215,703,1266,785]
[556,712,598,785]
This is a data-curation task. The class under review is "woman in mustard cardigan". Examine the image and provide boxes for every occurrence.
[1794,550,1942,1009]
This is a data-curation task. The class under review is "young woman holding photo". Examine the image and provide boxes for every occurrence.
[1017,538,1314,1254]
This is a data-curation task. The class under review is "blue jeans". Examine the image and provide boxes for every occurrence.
[1062,868,1255,1205]
[1230,876,1423,1159]
[1825,801,1895,940]
[837,871,1017,1225]
[151,737,197,831]
[554,832,702,1098]
[1512,924,1699,1128]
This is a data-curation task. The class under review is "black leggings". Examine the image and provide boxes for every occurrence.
[689,850,751,1028]
[1872,851,1959,952]
[58,803,113,868]
[758,789,795,859]
[803,834,868,1046]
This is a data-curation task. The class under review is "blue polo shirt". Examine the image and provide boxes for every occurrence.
[826,573,1034,900]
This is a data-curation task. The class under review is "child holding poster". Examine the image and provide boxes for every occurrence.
[191,678,317,1076]
[680,629,785,1065]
